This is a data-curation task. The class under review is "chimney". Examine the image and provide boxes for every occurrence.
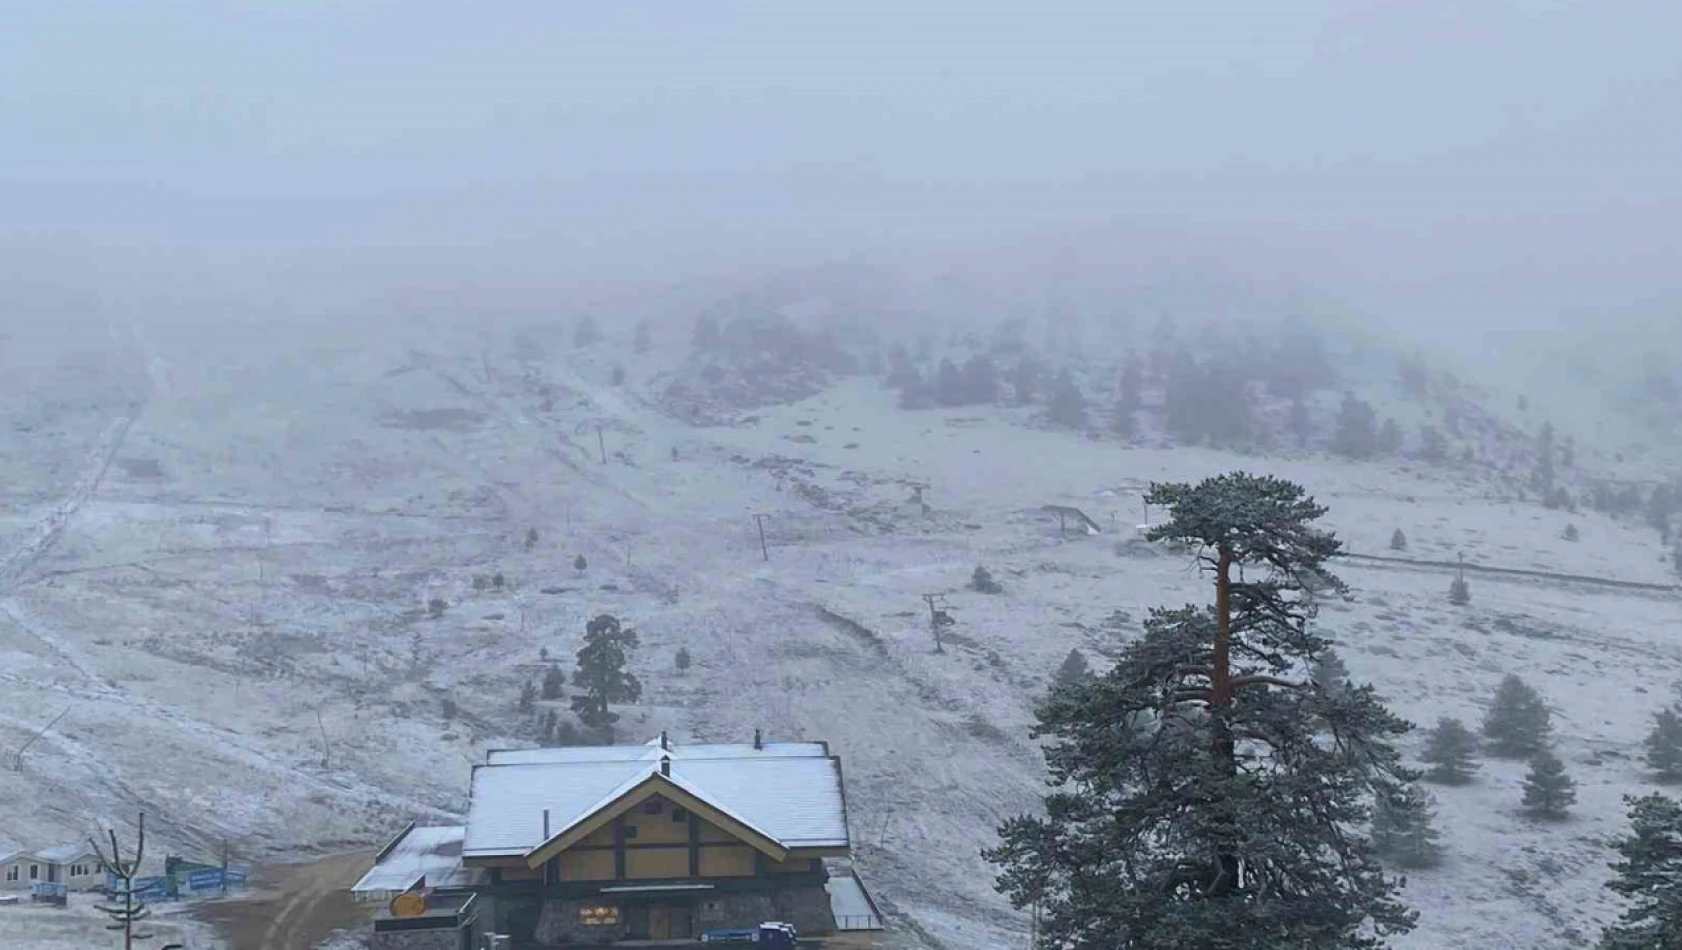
[660,730,669,751]
[660,755,671,777]
[542,809,550,839]
[753,728,763,751]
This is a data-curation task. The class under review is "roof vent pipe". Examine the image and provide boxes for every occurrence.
[660,730,669,751]
[543,808,550,839]
[754,728,763,751]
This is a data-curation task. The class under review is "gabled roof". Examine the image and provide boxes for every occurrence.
[37,843,98,863]
[485,739,827,766]
[463,737,849,863]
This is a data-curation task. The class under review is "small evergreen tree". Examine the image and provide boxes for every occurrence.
[1645,705,1682,783]
[1483,674,1552,758]
[570,614,642,727]
[492,572,505,590]
[1521,751,1577,820]
[1050,648,1090,693]
[1390,528,1408,551]
[1370,784,1444,869]
[1448,575,1471,606]
[1046,369,1085,429]
[1378,418,1403,456]
[1010,356,1042,405]
[1418,425,1448,462]
[1312,649,1351,692]
[969,565,1003,594]
[574,316,601,347]
[1563,524,1580,542]
[518,680,536,713]
[574,554,587,574]
[1331,392,1379,459]
[692,313,721,350]
[1533,422,1557,493]
[675,646,692,675]
[1600,793,1682,948]
[1286,394,1312,448]
[427,597,448,619]
[1420,717,1479,785]
[541,663,566,700]
[441,697,458,721]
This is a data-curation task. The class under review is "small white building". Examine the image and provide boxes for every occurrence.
[0,844,104,891]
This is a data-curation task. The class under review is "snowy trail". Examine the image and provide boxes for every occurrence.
[0,412,136,593]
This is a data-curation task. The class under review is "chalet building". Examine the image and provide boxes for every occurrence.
[356,733,880,947]
[1,843,103,892]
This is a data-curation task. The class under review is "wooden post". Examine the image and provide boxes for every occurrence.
[597,425,607,464]
[922,594,946,653]
[754,515,770,562]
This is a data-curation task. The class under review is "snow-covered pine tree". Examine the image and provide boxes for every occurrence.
[1390,528,1408,551]
[1370,784,1445,870]
[1050,648,1090,694]
[1420,717,1480,785]
[570,614,641,727]
[1448,575,1471,605]
[1047,369,1086,429]
[1521,751,1577,820]
[1482,674,1552,758]
[1600,793,1682,948]
[1313,648,1351,692]
[1645,705,1682,783]
[987,472,1416,950]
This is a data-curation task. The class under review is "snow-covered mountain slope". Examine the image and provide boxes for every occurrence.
[1,323,1677,949]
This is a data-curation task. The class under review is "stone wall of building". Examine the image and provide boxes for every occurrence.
[369,926,467,950]
[527,882,836,946]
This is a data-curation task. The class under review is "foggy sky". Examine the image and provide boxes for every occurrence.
[3,1,1680,335]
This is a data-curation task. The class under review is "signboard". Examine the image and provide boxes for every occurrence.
[186,869,224,891]
[133,877,169,902]
[30,881,68,905]
[579,905,619,926]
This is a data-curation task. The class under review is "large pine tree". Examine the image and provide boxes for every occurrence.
[987,473,1415,949]
[570,613,642,727]
[1420,717,1480,785]
[1370,784,1444,870]
[1601,793,1682,948]
[1482,674,1552,758]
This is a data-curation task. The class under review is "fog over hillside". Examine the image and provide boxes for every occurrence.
[4,3,1682,949]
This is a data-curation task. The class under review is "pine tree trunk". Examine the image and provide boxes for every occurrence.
[1210,547,1239,894]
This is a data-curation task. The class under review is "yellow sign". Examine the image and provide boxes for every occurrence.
[390,891,427,918]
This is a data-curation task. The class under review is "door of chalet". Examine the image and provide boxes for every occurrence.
[649,906,670,940]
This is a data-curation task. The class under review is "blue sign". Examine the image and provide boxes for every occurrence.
[225,867,249,886]
[186,869,224,891]
[133,877,169,902]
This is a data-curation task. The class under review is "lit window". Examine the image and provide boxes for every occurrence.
[579,905,620,926]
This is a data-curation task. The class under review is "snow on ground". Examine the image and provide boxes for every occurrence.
[0,899,218,950]
[1,328,1677,949]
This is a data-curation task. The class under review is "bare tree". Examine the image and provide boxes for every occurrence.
[90,812,156,950]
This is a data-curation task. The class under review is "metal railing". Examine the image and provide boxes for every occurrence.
[834,914,883,931]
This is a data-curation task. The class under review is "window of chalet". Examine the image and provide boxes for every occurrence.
[671,807,689,823]
[5,866,17,882]
[642,801,663,815]
[579,905,619,926]
[624,826,638,839]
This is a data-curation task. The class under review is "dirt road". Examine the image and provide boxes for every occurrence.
[193,852,375,950]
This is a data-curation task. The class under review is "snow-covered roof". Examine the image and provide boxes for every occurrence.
[485,739,828,766]
[37,843,97,863]
[352,825,485,896]
[464,738,849,858]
